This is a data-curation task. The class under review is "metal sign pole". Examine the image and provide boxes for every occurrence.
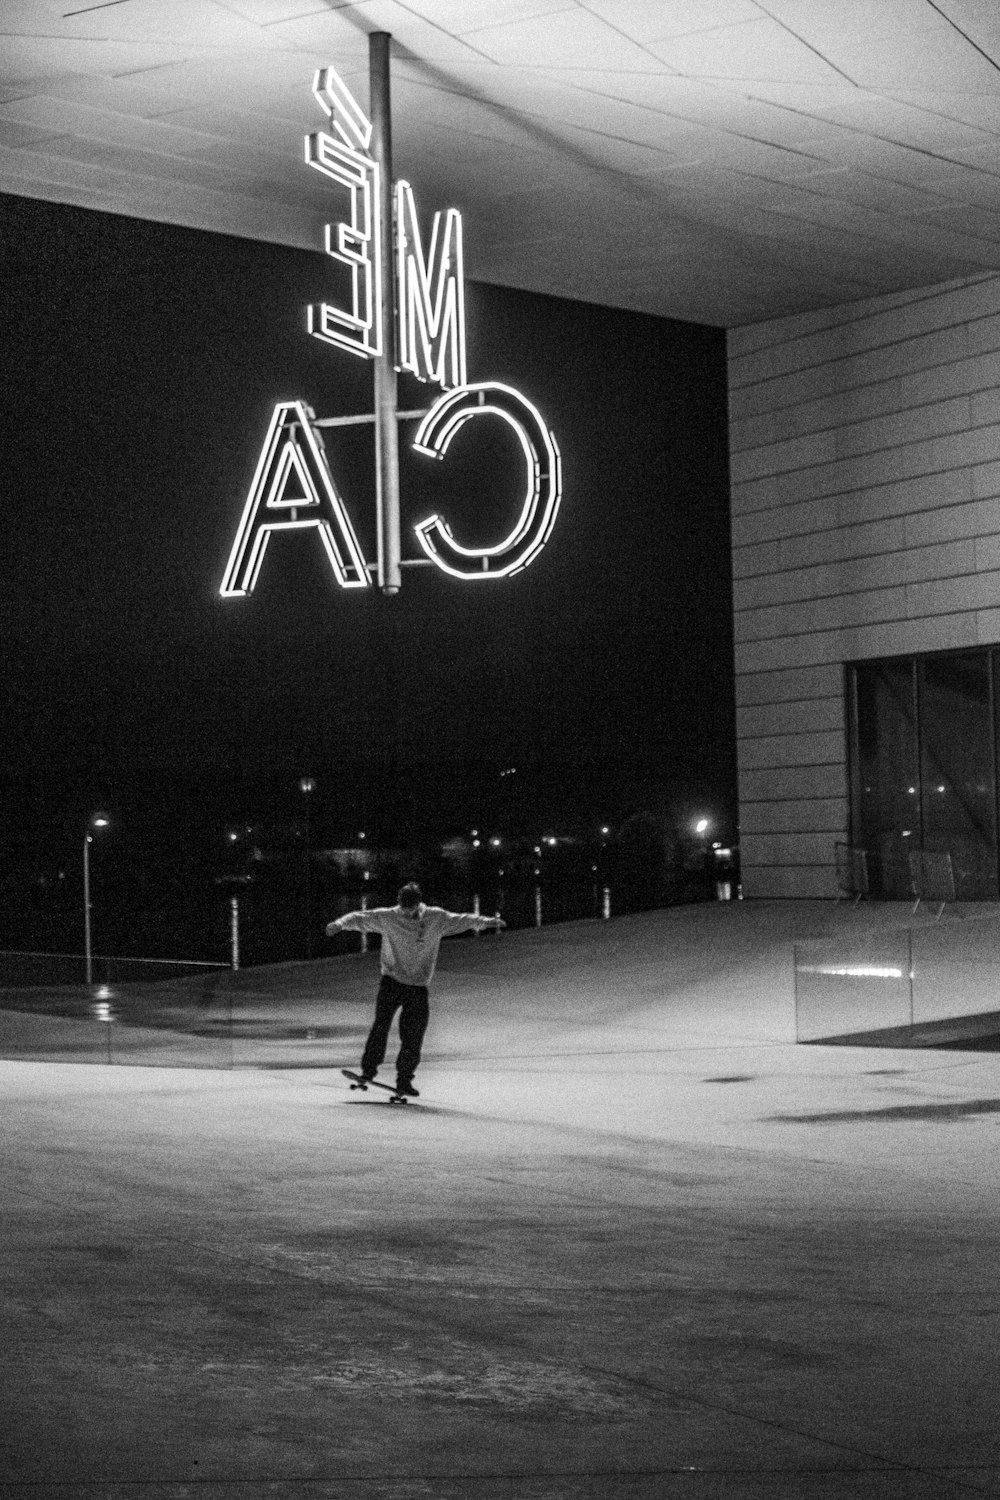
[369,31,401,595]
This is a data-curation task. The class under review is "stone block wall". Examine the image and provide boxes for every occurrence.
[729,273,1000,897]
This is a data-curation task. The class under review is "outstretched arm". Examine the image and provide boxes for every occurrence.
[440,911,506,937]
[325,909,389,938]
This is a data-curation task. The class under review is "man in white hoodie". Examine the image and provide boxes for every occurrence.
[326,882,504,1096]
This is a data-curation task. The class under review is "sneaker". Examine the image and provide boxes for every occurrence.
[361,1068,377,1082]
[395,1082,420,1097]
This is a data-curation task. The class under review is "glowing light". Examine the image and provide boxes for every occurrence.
[695,818,709,834]
[413,383,562,580]
[395,181,466,390]
[798,965,904,979]
[306,68,381,360]
[220,401,369,596]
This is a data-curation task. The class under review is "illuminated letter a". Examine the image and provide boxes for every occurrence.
[220,402,370,595]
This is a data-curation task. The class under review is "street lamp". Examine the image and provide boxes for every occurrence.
[83,814,109,987]
[299,776,316,958]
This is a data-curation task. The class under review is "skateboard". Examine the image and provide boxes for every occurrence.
[342,1069,414,1105]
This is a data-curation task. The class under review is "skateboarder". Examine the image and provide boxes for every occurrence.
[326,882,504,1096]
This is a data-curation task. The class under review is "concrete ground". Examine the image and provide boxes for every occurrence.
[3,899,1000,1498]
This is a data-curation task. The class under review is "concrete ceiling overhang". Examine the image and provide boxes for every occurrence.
[2,0,1000,326]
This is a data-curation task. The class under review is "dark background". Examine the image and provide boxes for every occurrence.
[0,192,736,960]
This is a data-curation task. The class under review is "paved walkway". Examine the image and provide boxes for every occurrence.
[3,900,1000,1497]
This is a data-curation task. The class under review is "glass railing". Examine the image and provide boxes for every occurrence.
[0,952,370,1069]
[795,913,1000,1046]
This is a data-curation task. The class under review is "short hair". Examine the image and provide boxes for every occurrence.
[398,882,423,909]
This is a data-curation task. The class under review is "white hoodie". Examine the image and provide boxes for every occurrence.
[328,903,496,986]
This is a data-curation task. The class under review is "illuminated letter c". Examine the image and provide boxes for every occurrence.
[412,383,562,580]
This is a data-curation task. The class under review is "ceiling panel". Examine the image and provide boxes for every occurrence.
[0,0,999,327]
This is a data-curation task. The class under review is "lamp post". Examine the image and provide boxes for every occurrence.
[694,817,711,900]
[299,777,316,958]
[83,814,109,986]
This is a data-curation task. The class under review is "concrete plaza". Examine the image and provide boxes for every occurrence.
[3,900,1000,1498]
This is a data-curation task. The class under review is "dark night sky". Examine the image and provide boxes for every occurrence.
[0,192,735,857]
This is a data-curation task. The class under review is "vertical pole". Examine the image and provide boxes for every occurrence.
[83,834,93,986]
[369,31,401,595]
[304,795,312,959]
[230,896,240,972]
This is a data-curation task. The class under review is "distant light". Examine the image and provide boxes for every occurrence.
[490,837,501,848]
[472,839,481,849]
[798,964,904,979]
[600,826,610,836]
[91,814,109,829]
[908,786,916,795]
[358,831,366,840]
[299,776,316,794]
[228,832,239,843]
[546,836,557,847]
[937,785,946,793]
[695,818,709,834]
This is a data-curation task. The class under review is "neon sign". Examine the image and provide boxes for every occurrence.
[221,51,561,597]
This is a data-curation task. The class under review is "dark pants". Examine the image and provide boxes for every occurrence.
[361,974,430,1086]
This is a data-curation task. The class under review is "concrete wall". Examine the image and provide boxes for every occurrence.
[728,273,1000,898]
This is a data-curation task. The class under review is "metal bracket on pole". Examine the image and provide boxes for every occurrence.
[369,31,401,595]
[312,409,429,428]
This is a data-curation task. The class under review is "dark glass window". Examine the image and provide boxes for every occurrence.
[852,659,919,898]
[918,653,996,899]
[848,648,999,900]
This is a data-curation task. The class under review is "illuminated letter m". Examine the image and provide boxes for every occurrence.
[395,181,466,390]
